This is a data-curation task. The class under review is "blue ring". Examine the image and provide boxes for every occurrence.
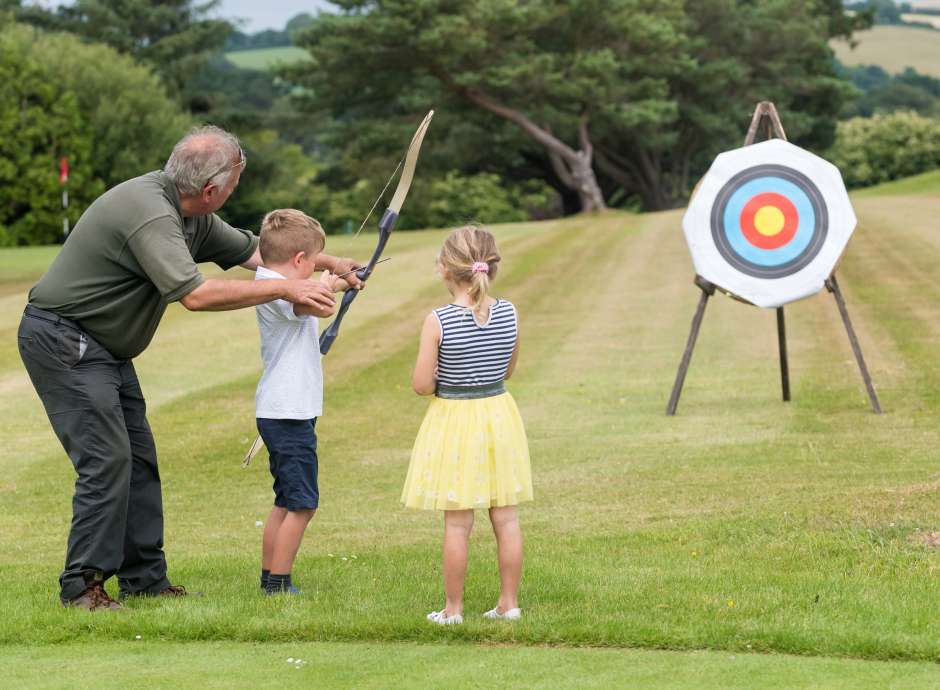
[710,164,828,280]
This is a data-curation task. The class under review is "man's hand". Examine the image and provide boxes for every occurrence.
[282,278,336,317]
[332,257,364,289]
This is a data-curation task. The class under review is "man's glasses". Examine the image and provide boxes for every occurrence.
[204,151,246,188]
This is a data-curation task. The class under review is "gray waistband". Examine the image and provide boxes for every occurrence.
[436,382,506,400]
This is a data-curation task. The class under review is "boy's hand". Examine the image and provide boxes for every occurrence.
[333,257,364,289]
[319,269,340,292]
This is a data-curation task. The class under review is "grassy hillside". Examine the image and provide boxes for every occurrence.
[1,176,939,687]
[832,25,940,77]
[224,46,310,71]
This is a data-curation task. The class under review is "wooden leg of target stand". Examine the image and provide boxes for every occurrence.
[776,307,791,402]
[825,274,883,414]
[667,276,716,416]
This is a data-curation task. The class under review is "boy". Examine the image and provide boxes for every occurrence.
[254,209,344,594]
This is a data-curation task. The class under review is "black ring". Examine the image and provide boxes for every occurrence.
[710,164,828,279]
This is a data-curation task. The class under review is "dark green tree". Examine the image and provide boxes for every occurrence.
[288,0,690,212]
[596,0,860,209]
[287,0,863,212]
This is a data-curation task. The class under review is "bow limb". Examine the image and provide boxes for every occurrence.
[319,110,434,355]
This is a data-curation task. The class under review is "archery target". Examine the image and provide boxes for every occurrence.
[683,139,856,308]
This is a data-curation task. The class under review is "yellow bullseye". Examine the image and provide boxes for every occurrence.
[753,205,785,236]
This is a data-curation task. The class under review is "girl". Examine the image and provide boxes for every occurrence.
[401,225,532,625]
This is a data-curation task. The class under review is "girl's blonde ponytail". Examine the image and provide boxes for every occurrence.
[439,225,501,320]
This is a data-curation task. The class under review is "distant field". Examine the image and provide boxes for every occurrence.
[903,13,940,29]
[224,46,310,71]
[832,25,940,77]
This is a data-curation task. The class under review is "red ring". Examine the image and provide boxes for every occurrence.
[739,193,798,250]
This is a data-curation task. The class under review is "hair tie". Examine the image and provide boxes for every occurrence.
[471,262,489,274]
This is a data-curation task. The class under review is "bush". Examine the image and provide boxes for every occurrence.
[0,26,101,246]
[5,23,192,188]
[425,172,558,229]
[828,112,940,188]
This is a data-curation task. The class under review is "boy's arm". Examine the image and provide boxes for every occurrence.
[412,312,441,395]
[316,255,364,289]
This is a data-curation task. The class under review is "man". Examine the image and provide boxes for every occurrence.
[17,126,361,610]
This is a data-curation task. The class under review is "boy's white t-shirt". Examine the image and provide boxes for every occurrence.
[254,266,323,419]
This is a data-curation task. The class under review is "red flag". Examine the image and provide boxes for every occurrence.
[59,157,69,185]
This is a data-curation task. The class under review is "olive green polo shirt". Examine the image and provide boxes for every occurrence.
[29,171,258,359]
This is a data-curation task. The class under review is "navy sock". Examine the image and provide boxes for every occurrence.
[265,573,292,593]
[260,569,270,590]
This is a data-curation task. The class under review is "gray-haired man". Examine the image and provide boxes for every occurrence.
[18,126,361,610]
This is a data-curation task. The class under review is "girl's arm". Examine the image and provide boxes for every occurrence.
[412,312,441,395]
[505,327,521,379]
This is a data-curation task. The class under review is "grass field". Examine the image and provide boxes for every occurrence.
[0,173,938,688]
[224,46,310,71]
[832,25,940,77]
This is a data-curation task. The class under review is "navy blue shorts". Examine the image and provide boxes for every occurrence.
[256,418,319,511]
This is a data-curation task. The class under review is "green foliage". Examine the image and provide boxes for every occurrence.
[425,172,557,228]
[839,63,940,117]
[11,0,232,97]
[224,12,316,51]
[285,1,862,212]
[828,111,940,187]
[0,27,101,246]
[846,0,905,25]
[5,24,192,188]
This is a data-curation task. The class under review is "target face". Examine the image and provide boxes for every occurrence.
[683,140,855,308]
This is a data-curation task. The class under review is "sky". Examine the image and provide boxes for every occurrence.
[216,0,333,33]
[29,1,334,34]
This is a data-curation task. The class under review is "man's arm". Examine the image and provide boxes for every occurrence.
[239,246,263,270]
[180,277,336,315]
[240,248,364,290]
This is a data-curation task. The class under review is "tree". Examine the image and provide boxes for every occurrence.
[594,0,860,209]
[287,1,862,212]
[289,0,689,213]
[0,25,101,245]
[12,0,232,97]
[4,23,192,188]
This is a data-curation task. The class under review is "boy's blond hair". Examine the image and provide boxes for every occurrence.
[259,209,326,264]
[438,224,501,317]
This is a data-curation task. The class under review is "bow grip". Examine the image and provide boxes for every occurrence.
[319,288,359,355]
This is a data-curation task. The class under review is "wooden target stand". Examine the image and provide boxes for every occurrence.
[666,102,883,416]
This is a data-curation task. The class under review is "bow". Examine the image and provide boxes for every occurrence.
[242,110,434,468]
[319,109,434,354]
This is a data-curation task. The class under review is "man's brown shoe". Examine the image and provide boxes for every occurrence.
[61,582,122,611]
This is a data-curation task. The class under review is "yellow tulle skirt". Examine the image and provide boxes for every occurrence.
[401,392,533,510]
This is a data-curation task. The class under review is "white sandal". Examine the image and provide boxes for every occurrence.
[427,609,463,625]
[482,607,521,621]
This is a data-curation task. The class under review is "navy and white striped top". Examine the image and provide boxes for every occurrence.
[434,300,518,387]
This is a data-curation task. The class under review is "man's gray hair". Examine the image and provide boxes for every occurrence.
[164,125,245,196]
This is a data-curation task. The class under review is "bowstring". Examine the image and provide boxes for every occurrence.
[354,157,404,238]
